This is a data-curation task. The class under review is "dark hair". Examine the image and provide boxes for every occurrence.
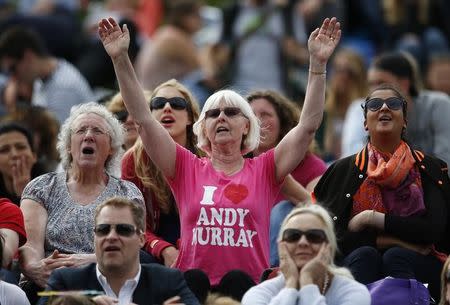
[0,26,48,60]
[363,83,408,141]
[0,122,34,152]
[371,52,421,97]
[48,295,96,305]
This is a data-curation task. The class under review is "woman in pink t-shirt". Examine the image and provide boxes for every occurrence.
[247,90,327,267]
[100,15,341,299]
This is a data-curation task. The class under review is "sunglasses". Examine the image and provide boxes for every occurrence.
[364,97,405,112]
[113,110,129,123]
[204,107,242,119]
[150,97,188,111]
[94,223,139,237]
[282,228,328,244]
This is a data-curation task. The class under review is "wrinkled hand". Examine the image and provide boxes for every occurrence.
[98,17,130,60]
[307,17,341,66]
[23,250,73,288]
[299,243,331,292]
[163,296,184,305]
[12,155,36,196]
[161,246,179,267]
[278,241,299,289]
[348,210,372,232]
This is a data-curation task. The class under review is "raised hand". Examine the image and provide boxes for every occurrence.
[98,18,130,60]
[308,17,341,66]
[278,241,299,289]
[12,154,36,196]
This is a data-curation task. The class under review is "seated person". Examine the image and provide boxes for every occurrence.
[19,103,144,303]
[39,197,200,305]
[0,122,39,205]
[440,256,450,305]
[0,232,30,305]
[0,197,26,284]
[313,84,450,302]
[242,204,370,305]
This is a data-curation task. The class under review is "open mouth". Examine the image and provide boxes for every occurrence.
[104,246,120,252]
[216,126,229,133]
[161,117,175,124]
[379,115,392,122]
[82,147,95,155]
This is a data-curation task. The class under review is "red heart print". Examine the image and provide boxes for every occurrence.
[224,184,248,204]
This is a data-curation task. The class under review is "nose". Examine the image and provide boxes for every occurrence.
[379,102,389,111]
[297,234,309,246]
[163,102,172,112]
[217,110,227,120]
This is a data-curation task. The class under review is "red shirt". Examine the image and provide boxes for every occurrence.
[0,198,27,246]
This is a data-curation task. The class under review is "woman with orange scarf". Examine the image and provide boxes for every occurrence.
[313,83,450,302]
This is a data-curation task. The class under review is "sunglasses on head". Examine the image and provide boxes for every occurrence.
[150,97,188,111]
[364,97,405,112]
[94,223,139,237]
[204,107,242,119]
[113,110,129,123]
[282,228,328,244]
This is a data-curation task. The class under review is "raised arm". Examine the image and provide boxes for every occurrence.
[98,17,177,178]
[274,18,340,182]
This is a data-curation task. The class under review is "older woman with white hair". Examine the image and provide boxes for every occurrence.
[242,204,370,305]
[99,15,340,289]
[19,102,144,296]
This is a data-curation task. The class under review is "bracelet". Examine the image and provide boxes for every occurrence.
[309,69,326,75]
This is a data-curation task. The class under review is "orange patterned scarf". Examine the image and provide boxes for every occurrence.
[352,141,425,217]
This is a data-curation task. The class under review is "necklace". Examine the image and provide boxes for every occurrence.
[322,272,330,295]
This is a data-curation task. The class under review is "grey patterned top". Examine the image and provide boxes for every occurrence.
[22,172,144,257]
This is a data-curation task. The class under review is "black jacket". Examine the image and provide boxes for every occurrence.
[38,263,200,305]
[313,146,450,256]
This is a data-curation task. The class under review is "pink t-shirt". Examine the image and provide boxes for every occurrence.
[167,145,283,285]
[275,152,327,202]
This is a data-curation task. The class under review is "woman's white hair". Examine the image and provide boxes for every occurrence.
[56,102,125,175]
[193,90,260,155]
[279,203,354,279]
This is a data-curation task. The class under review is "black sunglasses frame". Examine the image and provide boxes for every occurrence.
[94,223,140,237]
[113,110,129,123]
[364,97,406,112]
[204,107,242,119]
[150,97,188,111]
[282,228,328,244]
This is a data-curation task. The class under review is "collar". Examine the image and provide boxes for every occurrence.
[95,264,141,297]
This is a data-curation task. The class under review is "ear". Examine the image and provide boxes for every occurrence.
[243,120,250,136]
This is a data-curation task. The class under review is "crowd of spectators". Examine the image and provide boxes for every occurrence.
[0,0,449,305]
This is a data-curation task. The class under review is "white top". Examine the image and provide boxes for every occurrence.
[242,274,371,305]
[0,281,31,305]
[96,264,141,305]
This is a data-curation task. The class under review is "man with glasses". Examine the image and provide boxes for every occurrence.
[39,197,200,305]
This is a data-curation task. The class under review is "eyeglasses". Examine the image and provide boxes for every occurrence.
[204,107,242,119]
[282,228,328,244]
[73,126,109,136]
[94,223,140,237]
[113,110,129,123]
[364,97,405,112]
[150,97,188,111]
